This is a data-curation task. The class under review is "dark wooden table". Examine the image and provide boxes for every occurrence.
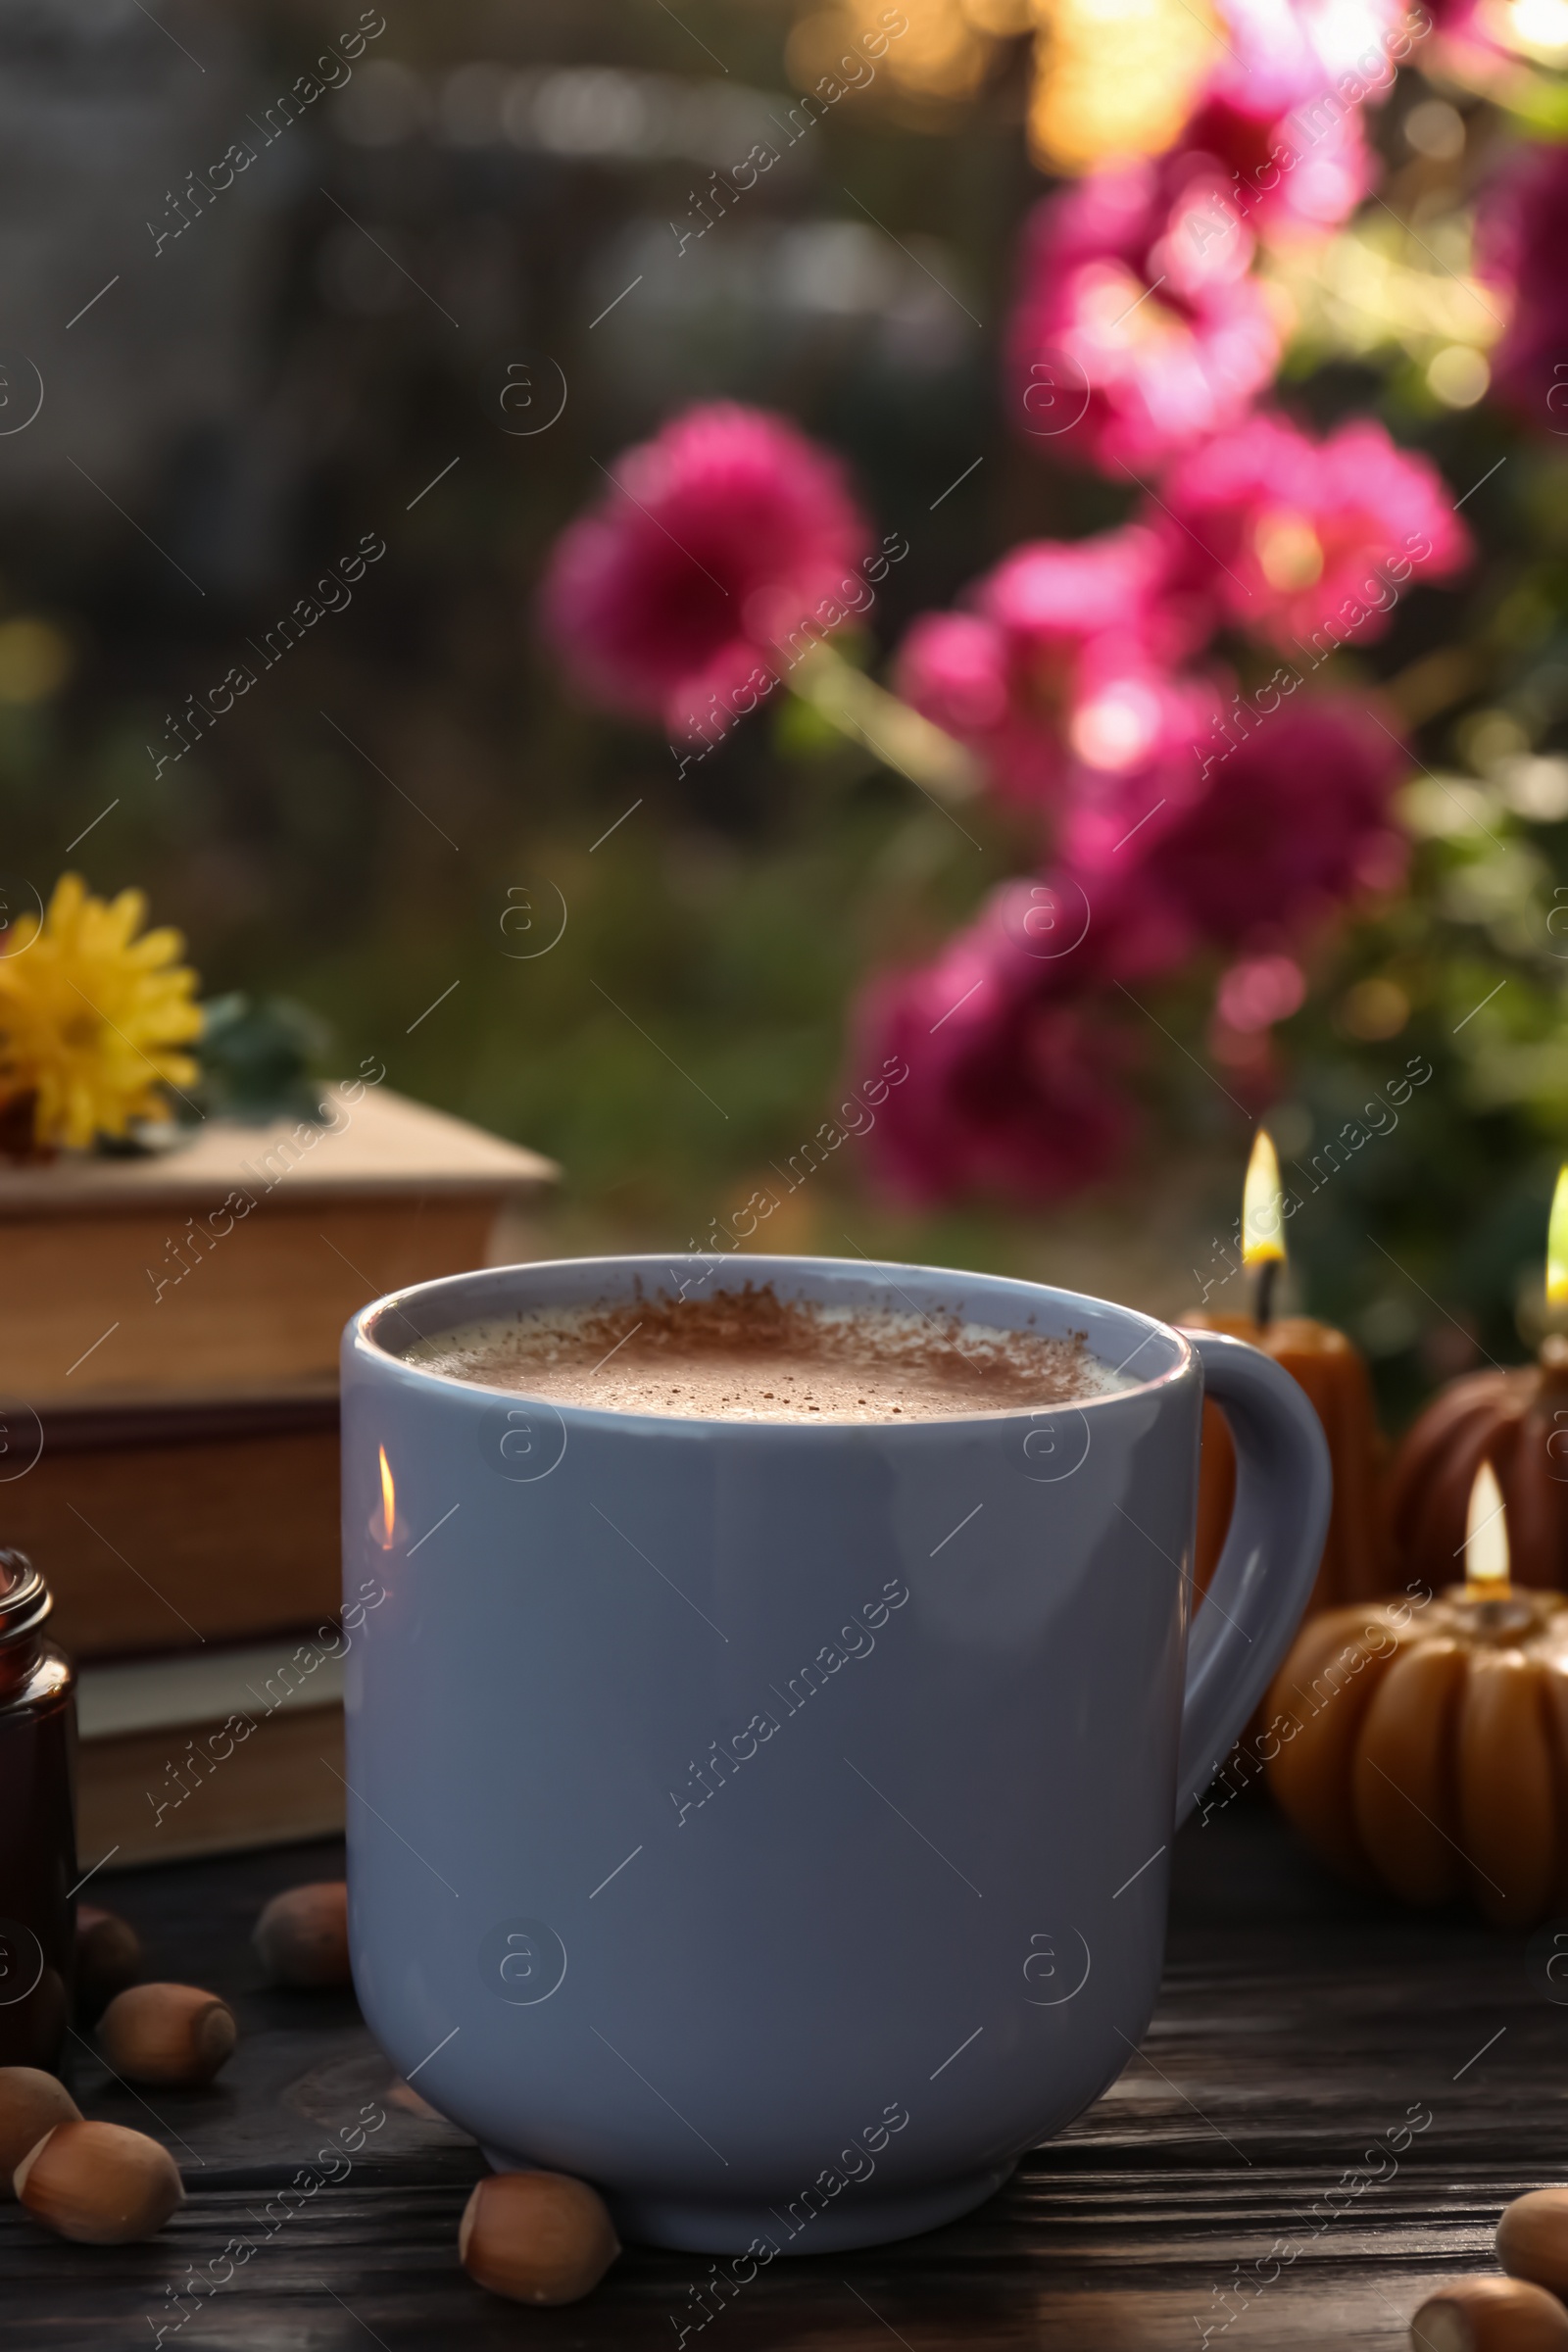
[7,1791,1559,2350]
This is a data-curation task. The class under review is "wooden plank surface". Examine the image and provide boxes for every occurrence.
[0,1088,559,1215]
[4,1791,1556,2351]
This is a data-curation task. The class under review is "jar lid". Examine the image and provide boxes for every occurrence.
[0,1550,50,1645]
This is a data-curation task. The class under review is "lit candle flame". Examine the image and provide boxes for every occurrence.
[378,1446,396,1550]
[1547,1163,1568,1311]
[1463,1458,1510,1592]
[1242,1128,1286,1269]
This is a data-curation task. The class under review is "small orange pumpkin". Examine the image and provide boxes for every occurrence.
[1388,1334,1568,1594]
[1264,1586,1568,1928]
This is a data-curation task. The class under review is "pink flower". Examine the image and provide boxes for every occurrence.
[1295,0,1410,91]
[1208,0,1409,119]
[1208,0,1332,118]
[538,402,871,743]
[894,525,1206,810]
[978,526,1187,659]
[894,612,1063,809]
[1058,668,1227,861]
[853,693,1403,1209]
[894,612,1010,741]
[1062,692,1410,944]
[1066,657,1200,777]
[1155,412,1470,651]
[1477,142,1568,433]
[1175,92,1378,244]
[1008,163,1282,471]
[854,897,1140,1206]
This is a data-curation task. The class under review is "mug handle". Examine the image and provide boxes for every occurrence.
[1174,1329,1333,1824]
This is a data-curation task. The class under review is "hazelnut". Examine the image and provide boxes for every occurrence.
[0,2069,80,2194]
[1500,2192,1568,2297]
[253,1882,350,1988]
[459,2169,620,2305]
[75,1905,143,2024]
[15,2120,183,2242]
[1411,2277,1568,2350]
[97,1983,237,2086]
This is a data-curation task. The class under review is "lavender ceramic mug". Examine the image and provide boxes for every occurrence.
[340,1253,1329,2254]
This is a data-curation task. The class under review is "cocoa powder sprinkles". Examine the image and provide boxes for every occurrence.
[408,1282,1125,1424]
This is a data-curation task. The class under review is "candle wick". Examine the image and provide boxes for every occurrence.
[1254,1256,1279,1333]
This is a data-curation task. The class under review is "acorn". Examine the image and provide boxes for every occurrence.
[459,2169,620,2305]
[1410,2277,1568,2350]
[75,1905,143,2024]
[0,2069,80,2194]
[15,2120,184,2242]
[253,1882,350,1989]
[97,1983,237,2086]
[1499,2191,1568,2297]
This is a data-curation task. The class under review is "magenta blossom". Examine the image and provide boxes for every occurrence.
[895,526,1207,810]
[1062,692,1410,947]
[977,525,1191,662]
[1477,142,1568,433]
[1155,413,1470,652]
[1174,91,1377,246]
[1008,163,1282,471]
[894,612,1062,809]
[853,894,1140,1206]
[539,402,872,744]
[855,695,1407,1209]
[1208,0,1411,120]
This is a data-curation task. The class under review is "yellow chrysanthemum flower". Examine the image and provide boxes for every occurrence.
[0,874,203,1151]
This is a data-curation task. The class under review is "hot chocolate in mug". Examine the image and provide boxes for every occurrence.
[341,1254,1329,2255]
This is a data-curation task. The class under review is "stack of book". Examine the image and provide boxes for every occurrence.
[0,1085,556,1865]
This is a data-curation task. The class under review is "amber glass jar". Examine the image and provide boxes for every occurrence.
[0,1550,75,2068]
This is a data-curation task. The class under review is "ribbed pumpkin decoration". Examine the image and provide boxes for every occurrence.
[1388,1333,1568,1594]
[1265,1468,1568,1927]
